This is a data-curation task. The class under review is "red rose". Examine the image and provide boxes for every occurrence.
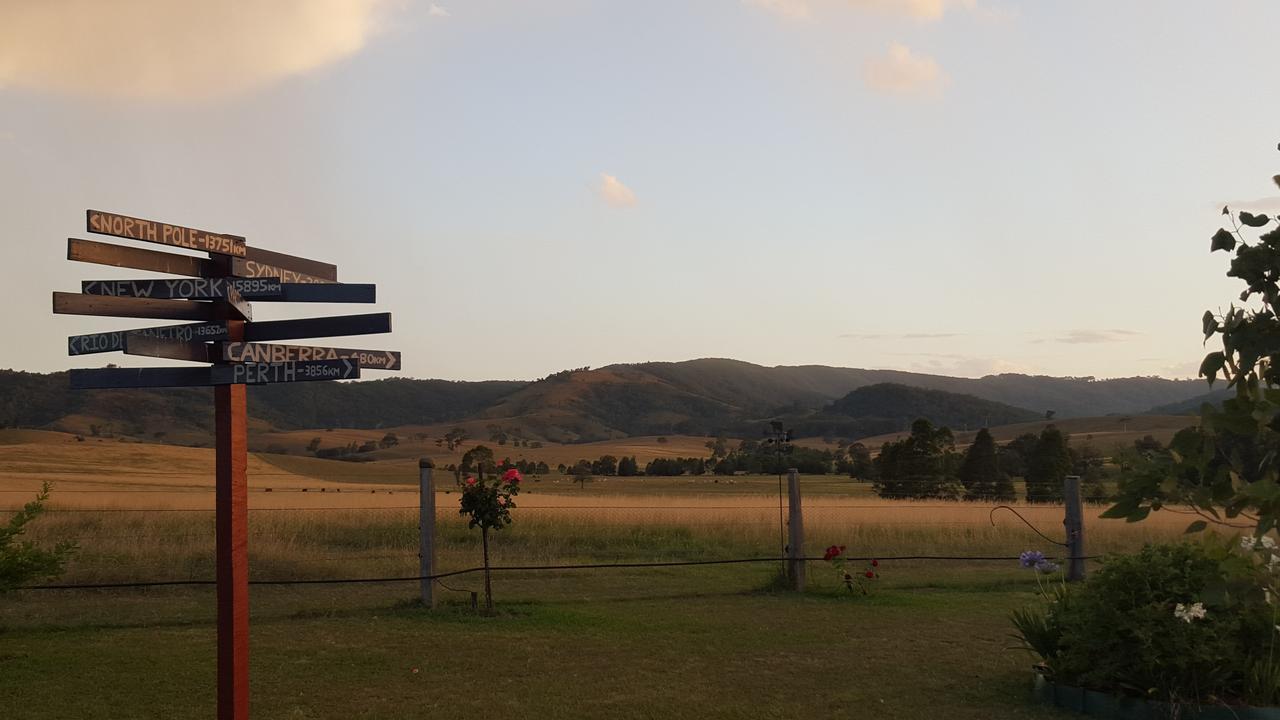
[465,477,477,486]
[864,571,874,579]
[871,559,879,567]
[502,468,522,484]
[823,545,842,561]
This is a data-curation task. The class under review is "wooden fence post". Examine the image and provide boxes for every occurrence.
[1063,474,1085,582]
[787,468,804,591]
[419,458,436,608]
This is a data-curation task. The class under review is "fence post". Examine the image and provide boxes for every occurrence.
[419,458,436,608]
[787,468,804,591]
[1063,474,1085,582]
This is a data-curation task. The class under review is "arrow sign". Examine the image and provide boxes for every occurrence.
[68,238,222,278]
[222,342,401,370]
[87,209,246,257]
[232,247,337,284]
[81,278,283,300]
[68,322,229,356]
[53,292,218,321]
[124,334,216,363]
[69,360,361,389]
[244,312,392,342]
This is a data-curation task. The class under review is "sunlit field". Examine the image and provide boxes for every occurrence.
[0,430,1202,718]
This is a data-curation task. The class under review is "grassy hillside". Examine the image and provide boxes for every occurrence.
[2,360,1209,445]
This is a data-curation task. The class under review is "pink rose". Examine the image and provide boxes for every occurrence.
[465,477,477,486]
[502,469,522,484]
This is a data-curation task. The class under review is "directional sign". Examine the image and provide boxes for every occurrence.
[222,342,401,370]
[224,286,252,322]
[213,359,360,385]
[87,209,246,257]
[69,360,361,389]
[68,321,228,356]
[68,238,221,278]
[232,247,337,284]
[244,312,392,342]
[79,278,372,303]
[53,291,218,321]
[124,334,215,363]
[81,278,283,300]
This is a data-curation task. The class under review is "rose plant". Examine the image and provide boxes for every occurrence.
[823,545,880,594]
[458,468,521,614]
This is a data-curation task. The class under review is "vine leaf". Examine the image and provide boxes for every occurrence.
[1240,211,1272,228]
[1200,351,1226,385]
[1211,228,1236,252]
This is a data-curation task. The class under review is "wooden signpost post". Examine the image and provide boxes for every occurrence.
[57,210,401,720]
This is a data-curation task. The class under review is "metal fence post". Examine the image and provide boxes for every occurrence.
[1063,474,1085,582]
[787,468,804,591]
[419,458,436,607]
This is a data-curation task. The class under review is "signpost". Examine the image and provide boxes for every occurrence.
[222,342,401,370]
[56,209,399,720]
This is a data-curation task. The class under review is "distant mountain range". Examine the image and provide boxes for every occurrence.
[0,359,1212,444]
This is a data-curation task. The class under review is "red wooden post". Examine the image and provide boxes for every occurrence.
[215,316,249,719]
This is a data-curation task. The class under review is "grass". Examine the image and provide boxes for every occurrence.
[0,434,1203,718]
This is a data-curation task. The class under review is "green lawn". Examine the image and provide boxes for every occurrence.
[0,565,1072,719]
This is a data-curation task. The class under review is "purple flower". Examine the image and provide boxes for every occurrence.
[1019,550,1046,569]
[1034,559,1059,574]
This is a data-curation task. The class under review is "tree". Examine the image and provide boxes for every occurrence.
[1,483,76,592]
[306,437,321,453]
[873,419,961,499]
[461,445,495,478]
[846,442,875,482]
[617,456,639,477]
[592,455,619,476]
[1025,425,1070,503]
[999,433,1038,478]
[1109,157,1280,534]
[443,427,469,451]
[379,432,399,449]
[958,428,1001,501]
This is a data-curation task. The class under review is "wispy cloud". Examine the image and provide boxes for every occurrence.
[886,351,1032,378]
[840,332,963,340]
[1219,197,1280,214]
[864,43,944,96]
[744,0,812,20]
[0,0,400,102]
[746,0,980,22]
[428,4,451,18]
[599,173,638,208]
[1037,329,1142,345]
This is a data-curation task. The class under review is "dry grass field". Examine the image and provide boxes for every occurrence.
[0,427,1210,719]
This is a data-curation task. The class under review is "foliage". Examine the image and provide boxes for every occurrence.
[1,482,77,592]
[1109,156,1280,534]
[1011,541,1275,707]
[457,468,521,531]
[822,545,880,594]
[957,428,1014,501]
[1024,425,1070,503]
[792,383,1040,440]
[873,419,962,499]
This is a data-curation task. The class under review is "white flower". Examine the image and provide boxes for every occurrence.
[1174,602,1208,623]
[1242,535,1279,551]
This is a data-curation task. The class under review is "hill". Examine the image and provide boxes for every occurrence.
[787,383,1041,439]
[0,359,1208,444]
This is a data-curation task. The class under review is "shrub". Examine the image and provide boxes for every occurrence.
[1012,541,1275,707]
[1,483,77,592]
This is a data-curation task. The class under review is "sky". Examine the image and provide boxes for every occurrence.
[1,0,1278,382]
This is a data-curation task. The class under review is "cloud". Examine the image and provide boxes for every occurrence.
[0,0,398,102]
[428,4,451,18]
[849,0,975,21]
[863,43,944,96]
[1219,197,1280,214]
[840,332,963,340]
[745,0,978,22]
[599,173,637,208]
[1040,329,1141,345]
[744,0,812,19]
[889,352,1032,378]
